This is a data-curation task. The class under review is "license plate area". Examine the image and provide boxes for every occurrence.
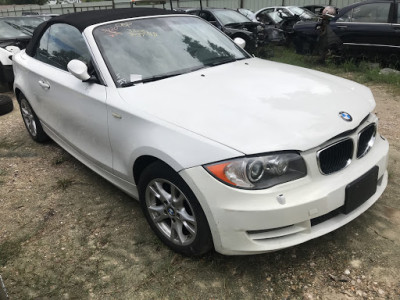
[343,166,379,214]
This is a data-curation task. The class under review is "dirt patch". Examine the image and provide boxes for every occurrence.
[0,85,399,299]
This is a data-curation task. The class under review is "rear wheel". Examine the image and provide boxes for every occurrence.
[139,161,213,256]
[19,95,49,142]
[0,63,7,92]
[0,95,13,116]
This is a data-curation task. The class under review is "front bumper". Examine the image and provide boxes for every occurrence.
[180,132,389,255]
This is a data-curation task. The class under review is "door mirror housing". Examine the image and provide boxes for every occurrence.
[233,37,246,49]
[5,46,21,54]
[67,59,91,81]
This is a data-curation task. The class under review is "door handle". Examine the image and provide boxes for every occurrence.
[337,25,347,30]
[38,80,50,90]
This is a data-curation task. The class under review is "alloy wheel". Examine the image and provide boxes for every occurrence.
[145,179,197,245]
[20,99,37,137]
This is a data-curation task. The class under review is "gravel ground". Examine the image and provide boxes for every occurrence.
[0,83,399,299]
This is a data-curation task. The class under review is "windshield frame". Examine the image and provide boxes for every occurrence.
[92,15,250,88]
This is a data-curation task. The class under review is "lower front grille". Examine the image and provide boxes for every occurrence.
[317,138,354,175]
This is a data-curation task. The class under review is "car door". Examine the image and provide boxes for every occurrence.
[393,1,400,46]
[26,23,113,171]
[332,2,393,48]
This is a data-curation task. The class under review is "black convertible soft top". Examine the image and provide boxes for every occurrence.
[26,8,178,56]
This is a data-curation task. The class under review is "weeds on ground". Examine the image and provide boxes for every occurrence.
[267,46,400,92]
[0,240,23,267]
[51,152,72,166]
[55,178,75,190]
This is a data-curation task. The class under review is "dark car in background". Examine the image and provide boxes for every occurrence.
[185,8,267,52]
[0,16,47,87]
[253,6,317,44]
[294,0,400,58]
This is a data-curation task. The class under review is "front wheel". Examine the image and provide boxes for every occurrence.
[139,161,213,256]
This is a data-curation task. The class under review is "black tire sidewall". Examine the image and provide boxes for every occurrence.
[0,95,14,116]
[138,161,213,256]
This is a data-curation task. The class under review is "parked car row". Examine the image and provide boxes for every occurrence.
[6,7,390,256]
[231,0,400,60]
[0,15,56,88]
[293,0,400,59]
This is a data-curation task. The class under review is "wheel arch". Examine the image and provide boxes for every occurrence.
[14,88,23,103]
[133,155,161,186]
[132,150,183,186]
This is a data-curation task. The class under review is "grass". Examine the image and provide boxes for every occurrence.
[267,46,400,92]
[55,178,75,190]
[0,239,23,267]
[51,152,72,166]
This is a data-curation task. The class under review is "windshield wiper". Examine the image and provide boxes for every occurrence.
[205,56,245,67]
[120,72,183,87]
[4,21,33,36]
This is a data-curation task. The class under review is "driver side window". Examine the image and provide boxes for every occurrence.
[34,24,91,71]
[337,3,391,23]
[398,5,400,23]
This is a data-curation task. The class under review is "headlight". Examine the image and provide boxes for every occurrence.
[204,152,307,189]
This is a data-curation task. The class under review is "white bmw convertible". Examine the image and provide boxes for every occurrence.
[12,8,389,255]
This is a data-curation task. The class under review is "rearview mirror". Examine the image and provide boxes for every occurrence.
[233,37,246,49]
[67,59,90,81]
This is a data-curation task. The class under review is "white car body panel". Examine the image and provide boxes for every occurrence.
[0,47,13,66]
[180,117,389,254]
[118,58,374,154]
[12,14,389,255]
[15,51,113,172]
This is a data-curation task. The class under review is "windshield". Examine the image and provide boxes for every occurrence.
[238,8,255,20]
[288,7,317,20]
[0,17,44,39]
[94,16,249,87]
[212,10,252,25]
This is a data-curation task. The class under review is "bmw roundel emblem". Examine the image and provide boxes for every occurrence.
[339,111,352,122]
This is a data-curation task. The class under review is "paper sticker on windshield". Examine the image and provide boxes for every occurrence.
[100,22,157,38]
[126,29,158,38]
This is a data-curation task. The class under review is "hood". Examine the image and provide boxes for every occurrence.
[118,58,375,155]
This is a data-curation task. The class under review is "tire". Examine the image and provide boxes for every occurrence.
[0,63,8,93]
[0,95,13,116]
[18,95,50,142]
[139,161,213,256]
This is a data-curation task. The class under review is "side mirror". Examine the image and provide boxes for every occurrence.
[67,59,90,81]
[5,46,21,54]
[234,37,246,49]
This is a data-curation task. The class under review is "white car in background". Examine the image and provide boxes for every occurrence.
[12,8,389,256]
[254,6,317,22]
